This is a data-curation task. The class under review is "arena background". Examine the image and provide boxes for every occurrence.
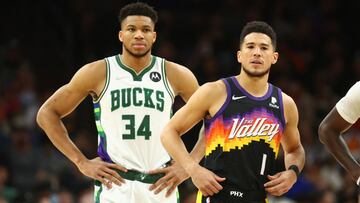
[1,0,360,202]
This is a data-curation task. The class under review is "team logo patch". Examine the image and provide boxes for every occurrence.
[149,72,161,82]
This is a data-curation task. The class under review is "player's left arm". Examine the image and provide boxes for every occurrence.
[148,61,205,196]
[165,61,205,163]
[264,93,305,196]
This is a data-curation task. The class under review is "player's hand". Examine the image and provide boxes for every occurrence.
[188,164,225,196]
[148,161,188,197]
[264,170,297,196]
[77,157,127,189]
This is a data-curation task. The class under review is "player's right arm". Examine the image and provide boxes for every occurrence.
[36,60,126,188]
[161,81,226,196]
[319,82,360,183]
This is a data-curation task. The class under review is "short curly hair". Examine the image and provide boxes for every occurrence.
[118,2,158,26]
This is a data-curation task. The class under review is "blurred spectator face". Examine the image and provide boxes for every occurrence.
[58,190,73,203]
[0,165,9,185]
[318,190,336,203]
[237,33,278,77]
[78,189,94,203]
[119,16,156,57]
[11,128,30,151]
[38,197,51,203]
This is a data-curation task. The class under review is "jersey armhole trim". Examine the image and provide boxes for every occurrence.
[162,59,175,102]
[93,58,110,103]
[278,88,286,127]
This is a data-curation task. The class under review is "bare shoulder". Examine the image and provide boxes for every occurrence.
[281,92,296,107]
[164,60,199,100]
[76,59,106,81]
[202,80,226,94]
[196,80,227,117]
[281,92,299,123]
[165,60,194,78]
[193,80,227,103]
[69,59,106,95]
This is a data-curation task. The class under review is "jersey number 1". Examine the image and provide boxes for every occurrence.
[122,114,152,140]
[260,153,267,175]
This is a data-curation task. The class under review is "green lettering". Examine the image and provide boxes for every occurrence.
[122,88,131,107]
[156,91,164,111]
[133,88,143,106]
[111,90,120,111]
[144,88,155,109]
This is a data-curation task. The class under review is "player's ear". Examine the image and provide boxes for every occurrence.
[119,30,123,43]
[272,52,279,64]
[152,31,157,43]
[237,50,242,63]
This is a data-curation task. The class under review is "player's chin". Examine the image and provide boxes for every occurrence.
[131,49,150,57]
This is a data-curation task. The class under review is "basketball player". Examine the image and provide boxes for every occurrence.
[319,82,360,186]
[161,21,305,202]
[36,2,204,203]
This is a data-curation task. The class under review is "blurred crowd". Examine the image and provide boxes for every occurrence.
[1,0,360,202]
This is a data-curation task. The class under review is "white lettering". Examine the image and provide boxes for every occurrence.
[228,118,280,141]
[230,191,243,197]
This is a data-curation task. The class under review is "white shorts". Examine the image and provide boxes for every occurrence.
[94,180,179,203]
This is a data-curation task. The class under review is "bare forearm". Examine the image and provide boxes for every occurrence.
[189,125,205,163]
[161,127,198,174]
[37,108,87,165]
[284,145,305,171]
[320,130,360,178]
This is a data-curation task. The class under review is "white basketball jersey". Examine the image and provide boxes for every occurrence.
[336,81,360,124]
[93,55,175,172]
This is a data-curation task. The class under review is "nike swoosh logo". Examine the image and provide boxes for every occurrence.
[232,95,246,100]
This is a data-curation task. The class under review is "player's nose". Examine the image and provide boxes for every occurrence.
[253,47,261,56]
[134,30,144,39]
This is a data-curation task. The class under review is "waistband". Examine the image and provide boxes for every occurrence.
[116,169,165,184]
[94,160,172,185]
[206,187,266,202]
[94,170,164,186]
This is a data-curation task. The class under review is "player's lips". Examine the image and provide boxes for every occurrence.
[250,59,263,64]
[132,43,146,49]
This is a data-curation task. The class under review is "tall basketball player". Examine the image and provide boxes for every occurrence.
[37,2,204,203]
[161,21,305,203]
[319,82,360,186]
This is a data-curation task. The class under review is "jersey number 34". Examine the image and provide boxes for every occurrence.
[122,114,152,140]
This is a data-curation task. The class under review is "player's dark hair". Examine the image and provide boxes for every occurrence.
[239,21,277,50]
[118,2,158,26]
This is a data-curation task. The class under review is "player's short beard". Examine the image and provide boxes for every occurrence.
[241,65,270,78]
[123,44,152,58]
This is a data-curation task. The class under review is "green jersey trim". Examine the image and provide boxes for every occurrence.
[94,180,103,203]
[93,58,110,103]
[177,190,180,203]
[115,54,155,81]
[93,103,112,162]
[162,59,175,117]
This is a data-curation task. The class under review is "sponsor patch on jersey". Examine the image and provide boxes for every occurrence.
[150,72,161,82]
[269,96,279,109]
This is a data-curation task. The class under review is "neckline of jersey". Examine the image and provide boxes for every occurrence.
[231,76,273,101]
[115,55,156,81]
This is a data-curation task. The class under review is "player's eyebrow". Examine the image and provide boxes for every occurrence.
[125,24,152,29]
[245,42,270,47]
